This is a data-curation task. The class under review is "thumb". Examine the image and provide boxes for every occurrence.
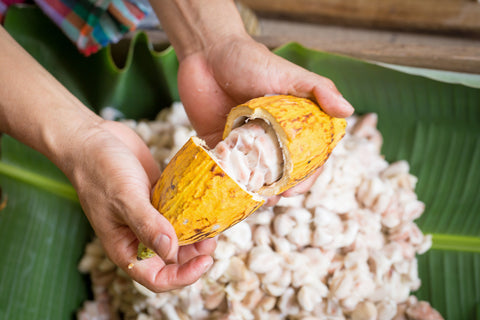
[312,81,354,118]
[276,58,354,118]
[125,199,179,263]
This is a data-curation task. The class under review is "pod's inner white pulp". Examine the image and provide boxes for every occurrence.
[212,119,283,192]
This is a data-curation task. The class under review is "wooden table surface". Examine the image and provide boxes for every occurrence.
[254,19,480,74]
[134,0,480,74]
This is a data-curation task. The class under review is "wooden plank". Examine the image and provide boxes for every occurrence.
[240,0,480,36]
[131,19,480,74]
[256,19,480,74]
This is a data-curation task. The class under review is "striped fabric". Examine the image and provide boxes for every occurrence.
[0,0,25,22]
[1,0,150,56]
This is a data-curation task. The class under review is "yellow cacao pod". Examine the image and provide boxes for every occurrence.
[224,95,347,197]
[138,95,346,259]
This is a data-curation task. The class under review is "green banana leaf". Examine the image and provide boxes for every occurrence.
[1,5,479,320]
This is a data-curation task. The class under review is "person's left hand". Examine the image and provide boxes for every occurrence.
[176,34,354,202]
[67,120,216,292]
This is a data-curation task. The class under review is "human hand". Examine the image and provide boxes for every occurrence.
[67,120,216,292]
[177,35,354,201]
[0,24,216,292]
[148,0,353,201]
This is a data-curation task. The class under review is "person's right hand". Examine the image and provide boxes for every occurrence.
[66,120,216,292]
[176,36,353,205]
[148,0,354,206]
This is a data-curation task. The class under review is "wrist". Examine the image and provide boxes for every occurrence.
[0,25,105,176]
[149,0,249,61]
[43,109,104,177]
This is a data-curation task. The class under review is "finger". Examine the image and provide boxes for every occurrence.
[177,238,217,265]
[122,199,179,264]
[313,84,354,118]
[95,221,203,293]
[98,223,147,271]
[287,72,354,118]
[275,58,354,118]
[265,195,281,207]
[132,255,214,292]
[281,166,324,197]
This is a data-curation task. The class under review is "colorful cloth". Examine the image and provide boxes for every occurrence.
[0,0,25,22]
[1,0,150,56]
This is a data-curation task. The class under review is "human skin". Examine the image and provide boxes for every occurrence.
[150,0,354,202]
[0,0,353,292]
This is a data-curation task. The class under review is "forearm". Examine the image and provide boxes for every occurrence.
[0,26,102,172]
[148,0,248,61]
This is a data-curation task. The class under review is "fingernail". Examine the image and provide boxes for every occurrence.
[340,96,355,115]
[155,234,172,260]
[202,258,214,272]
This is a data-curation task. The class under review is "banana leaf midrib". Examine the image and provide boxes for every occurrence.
[1,159,479,254]
[430,234,480,253]
[0,161,78,202]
